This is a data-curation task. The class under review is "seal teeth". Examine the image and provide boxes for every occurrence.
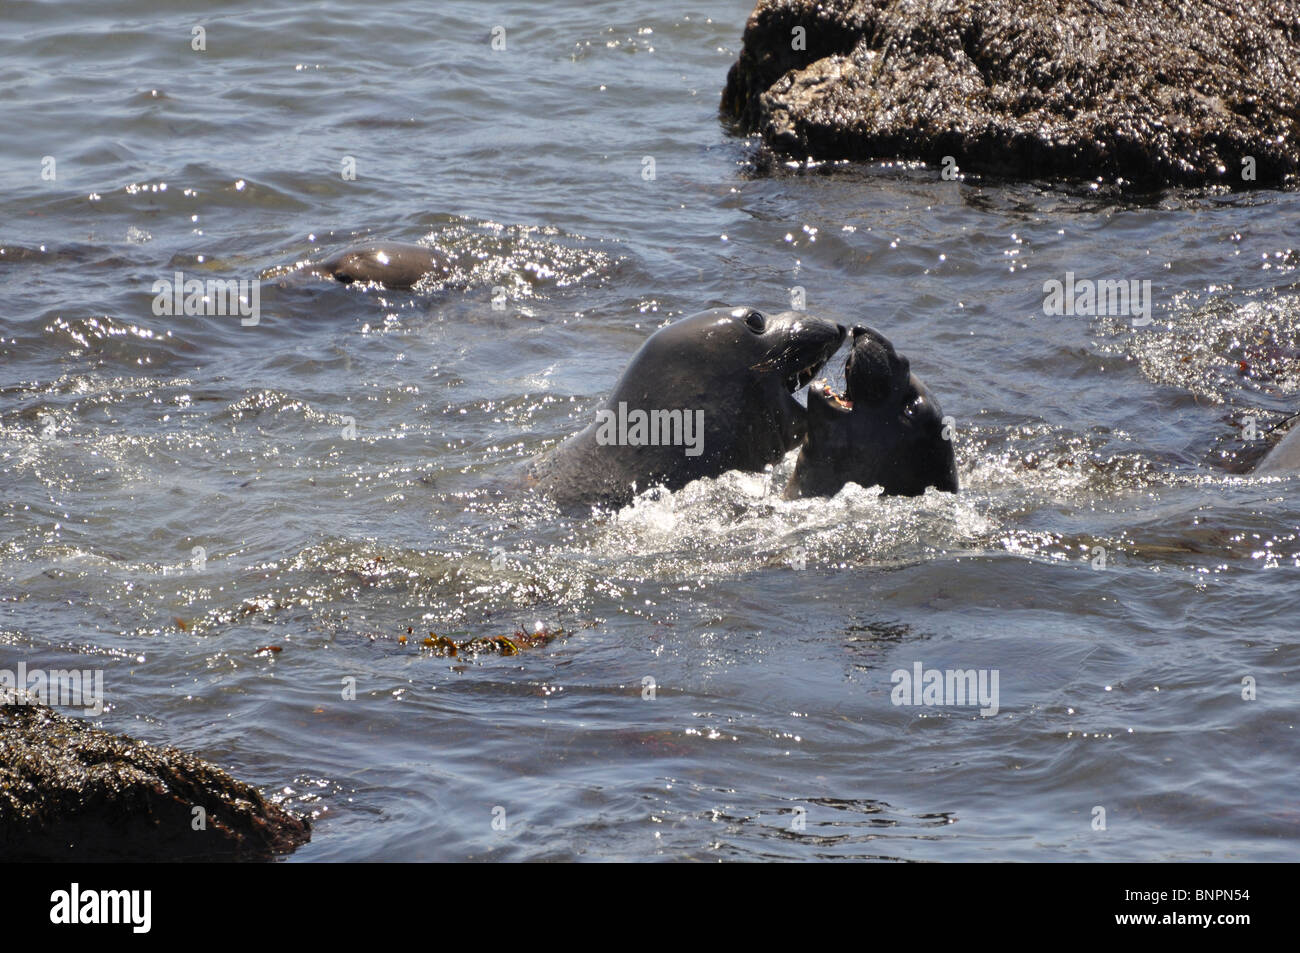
[818,380,852,410]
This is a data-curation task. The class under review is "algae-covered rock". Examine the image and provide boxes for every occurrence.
[0,696,310,861]
[721,0,1300,189]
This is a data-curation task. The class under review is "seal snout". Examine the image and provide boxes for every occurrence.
[850,324,894,352]
[774,312,848,392]
[843,324,910,405]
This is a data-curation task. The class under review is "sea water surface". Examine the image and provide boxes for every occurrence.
[1,0,1297,861]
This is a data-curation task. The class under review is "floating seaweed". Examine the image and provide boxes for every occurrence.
[403,620,593,659]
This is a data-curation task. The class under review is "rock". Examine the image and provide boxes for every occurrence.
[721,0,1300,189]
[0,696,310,861]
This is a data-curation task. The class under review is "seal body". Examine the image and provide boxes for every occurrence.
[317,242,447,289]
[786,325,958,498]
[532,307,846,508]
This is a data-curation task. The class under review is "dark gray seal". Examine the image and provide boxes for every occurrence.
[786,325,958,498]
[316,242,448,289]
[531,307,846,508]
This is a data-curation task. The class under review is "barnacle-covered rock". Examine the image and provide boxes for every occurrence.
[0,695,310,861]
[722,0,1300,189]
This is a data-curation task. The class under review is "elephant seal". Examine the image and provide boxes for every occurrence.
[531,307,846,508]
[315,242,448,289]
[1255,419,1300,476]
[786,325,958,498]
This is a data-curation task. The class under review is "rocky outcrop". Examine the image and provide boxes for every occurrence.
[721,0,1300,189]
[1,697,310,861]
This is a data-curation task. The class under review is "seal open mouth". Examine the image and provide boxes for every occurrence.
[807,324,905,417]
[744,311,846,420]
[787,361,826,391]
[813,378,853,412]
[757,319,846,394]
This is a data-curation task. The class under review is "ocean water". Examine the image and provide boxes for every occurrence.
[1,0,1297,861]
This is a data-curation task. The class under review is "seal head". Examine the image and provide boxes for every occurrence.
[318,242,447,290]
[532,307,846,508]
[787,325,958,498]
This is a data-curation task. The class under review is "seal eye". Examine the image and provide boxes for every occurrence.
[744,310,766,333]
